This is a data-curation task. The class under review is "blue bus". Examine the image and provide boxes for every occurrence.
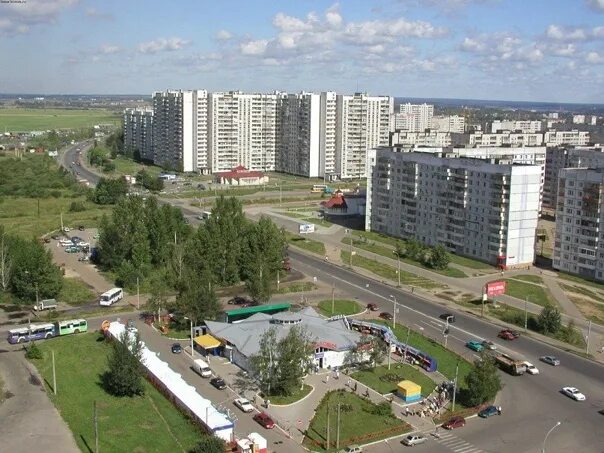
[7,323,55,344]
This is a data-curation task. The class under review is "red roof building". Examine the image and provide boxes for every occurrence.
[213,165,269,186]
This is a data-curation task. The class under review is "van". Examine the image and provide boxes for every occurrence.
[192,359,212,378]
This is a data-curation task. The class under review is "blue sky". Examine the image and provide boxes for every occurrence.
[1,0,604,102]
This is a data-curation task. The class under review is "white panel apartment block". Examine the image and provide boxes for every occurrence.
[553,168,604,281]
[366,148,540,267]
[320,91,337,178]
[544,130,590,146]
[123,107,154,162]
[491,120,542,134]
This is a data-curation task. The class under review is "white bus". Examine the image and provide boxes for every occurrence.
[99,288,124,306]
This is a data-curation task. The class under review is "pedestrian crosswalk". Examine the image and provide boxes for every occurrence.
[431,431,484,453]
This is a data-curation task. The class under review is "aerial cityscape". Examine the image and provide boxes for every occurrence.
[1,1,603,453]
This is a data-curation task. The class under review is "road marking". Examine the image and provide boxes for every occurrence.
[455,446,479,453]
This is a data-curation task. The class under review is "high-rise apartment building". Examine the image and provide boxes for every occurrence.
[491,120,542,134]
[553,168,604,281]
[394,103,434,132]
[123,107,154,162]
[335,93,393,179]
[432,115,465,133]
[320,91,337,178]
[366,148,541,267]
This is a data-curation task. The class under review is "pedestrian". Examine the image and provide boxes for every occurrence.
[335,370,339,380]
[405,406,410,416]
[497,406,502,415]
[325,374,329,383]
[267,399,270,408]
[354,382,358,392]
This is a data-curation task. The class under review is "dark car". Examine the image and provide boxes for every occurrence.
[442,416,466,430]
[210,377,227,390]
[379,312,393,320]
[78,225,85,231]
[171,343,182,354]
[500,328,520,338]
[228,296,249,305]
[439,313,455,323]
[367,303,378,311]
[253,412,276,429]
[70,236,83,244]
[478,405,500,418]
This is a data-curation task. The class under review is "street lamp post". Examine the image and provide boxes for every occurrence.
[184,316,194,358]
[444,316,453,348]
[542,421,561,453]
[389,295,397,328]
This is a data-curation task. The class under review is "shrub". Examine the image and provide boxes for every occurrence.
[369,401,393,416]
[69,201,86,212]
[25,342,43,360]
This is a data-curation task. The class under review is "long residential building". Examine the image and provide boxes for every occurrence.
[544,130,590,146]
[391,131,452,147]
[366,148,541,268]
[336,93,393,179]
[469,132,544,147]
[553,168,604,281]
[123,107,154,162]
[432,115,465,133]
[491,120,542,134]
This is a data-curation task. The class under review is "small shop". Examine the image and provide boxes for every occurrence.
[194,334,222,357]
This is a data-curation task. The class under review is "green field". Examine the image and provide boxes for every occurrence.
[503,277,555,307]
[262,384,313,405]
[317,299,362,317]
[352,364,437,396]
[30,333,203,452]
[286,232,326,255]
[58,277,96,306]
[0,108,121,132]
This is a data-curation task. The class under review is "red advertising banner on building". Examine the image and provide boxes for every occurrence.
[485,280,506,297]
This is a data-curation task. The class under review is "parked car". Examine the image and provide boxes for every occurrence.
[402,434,427,446]
[71,236,83,243]
[228,296,250,305]
[367,303,378,311]
[253,412,275,429]
[481,340,497,350]
[339,446,362,453]
[171,343,182,354]
[478,405,500,418]
[78,225,85,231]
[442,416,465,430]
[523,361,539,375]
[65,246,80,253]
[210,377,227,390]
[466,340,484,352]
[439,313,455,323]
[234,397,254,413]
[51,234,60,240]
[540,355,560,366]
[561,386,586,401]
[77,255,90,262]
[498,330,516,341]
[379,312,393,320]
[33,299,58,311]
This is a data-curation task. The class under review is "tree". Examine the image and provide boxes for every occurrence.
[394,241,406,259]
[275,326,314,395]
[90,177,128,205]
[250,327,280,396]
[0,228,12,292]
[538,304,562,334]
[189,436,225,453]
[147,272,170,324]
[176,267,221,323]
[102,329,146,397]
[427,245,451,270]
[368,336,388,367]
[462,353,502,406]
[10,238,63,301]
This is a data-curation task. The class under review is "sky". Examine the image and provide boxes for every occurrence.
[1,0,604,103]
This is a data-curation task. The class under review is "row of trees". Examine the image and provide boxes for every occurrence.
[136,169,164,192]
[88,177,128,205]
[0,226,63,302]
[394,240,451,270]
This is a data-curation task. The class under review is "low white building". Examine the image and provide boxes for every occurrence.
[469,132,544,147]
[545,130,590,146]
[391,131,452,147]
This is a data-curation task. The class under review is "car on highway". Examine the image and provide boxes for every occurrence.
[401,434,427,446]
[561,387,586,401]
[367,303,378,311]
[466,340,484,352]
[442,416,465,430]
[171,343,182,354]
[481,340,497,350]
[338,445,362,453]
[234,397,254,413]
[478,405,500,418]
[523,361,539,374]
[210,377,227,390]
[540,355,561,366]
[439,313,455,323]
[379,312,393,320]
[253,412,275,429]
[498,330,517,341]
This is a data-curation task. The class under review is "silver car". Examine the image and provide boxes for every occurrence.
[540,355,561,366]
[402,434,427,446]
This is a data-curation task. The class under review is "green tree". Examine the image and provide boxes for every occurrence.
[250,327,280,396]
[368,336,388,367]
[275,326,315,395]
[427,245,451,270]
[102,329,146,397]
[10,238,63,301]
[394,241,406,259]
[462,353,502,406]
[538,304,562,334]
[189,435,225,453]
[176,267,221,323]
[90,177,128,205]
[147,272,170,324]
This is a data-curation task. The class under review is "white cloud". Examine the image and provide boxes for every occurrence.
[546,25,588,41]
[273,12,315,32]
[138,37,189,54]
[100,44,120,55]
[550,44,576,57]
[592,26,604,38]
[460,37,487,52]
[216,30,232,40]
[0,0,78,35]
[586,0,604,12]
[86,7,113,21]
[325,4,343,28]
[344,18,448,44]
[240,39,269,56]
[586,51,604,63]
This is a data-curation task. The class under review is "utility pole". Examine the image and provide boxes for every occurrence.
[331,283,335,315]
[52,350,57,395]
[336,402,341,449]
[60,212,64,233]
[397,252,401,287]
[586,320,592,354]
[452,362,459,412]
[136,277,140,310]
[349,233,353,267]
[404,325,410,363]
[94,400,99,453]
[326,404,330,450]
[524,296,529,332]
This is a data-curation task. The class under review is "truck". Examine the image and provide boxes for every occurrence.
[192,358,212,378]
[494,353,526,375]
[33,299,58,311]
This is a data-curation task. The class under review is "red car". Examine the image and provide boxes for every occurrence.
[253,412,275,429]
[442,416,466,430]
[498,329,517,341]
[367,303,378,311]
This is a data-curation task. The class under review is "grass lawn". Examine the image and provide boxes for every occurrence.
[278,211,308,219]
[503,277,555,307]
[0,196,112,239]
[557,271,604,291]
[275,281,318,294]
[30,333,203,452]
[342,238,468,278]
[262,384,312,405]
[448,254,495,270]
[58,277,96,306]
[316,299,362,317]
[560,283,604,324]
[352,364,437,396]
[285,232,326,255]
[0,107,121,132]
[341,251,446,290]
[302,217,333,228]
[512,275,544,284]
[303,389,411,452]
[109,155,163,178]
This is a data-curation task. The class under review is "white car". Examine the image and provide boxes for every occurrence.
[523,361,539,375]
[561,387,586,401]
[234,397,254,413]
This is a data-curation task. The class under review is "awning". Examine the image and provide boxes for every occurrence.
[194,334,221,349]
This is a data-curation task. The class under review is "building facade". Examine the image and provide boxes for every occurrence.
[469,132,544,147]
[335,93,393,179]
[366,148,541,267]
[394,103,434,132]
[544,130,590,146]
[319,91,337,179]
[123,107,154,162]
[553,168,604,281]
[491,120,542,134]
[432,115,465,134]
[391,131,452,147]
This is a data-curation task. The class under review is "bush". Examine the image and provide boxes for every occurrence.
[369,401,393,416]
[25,342,43,360]
[69,201,86,212]
[50,190,62,198]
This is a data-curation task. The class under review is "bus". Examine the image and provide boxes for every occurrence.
[7,323,56,344]
[99,287,124,306]
[56,319,88,336]
[494,353,526,376]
